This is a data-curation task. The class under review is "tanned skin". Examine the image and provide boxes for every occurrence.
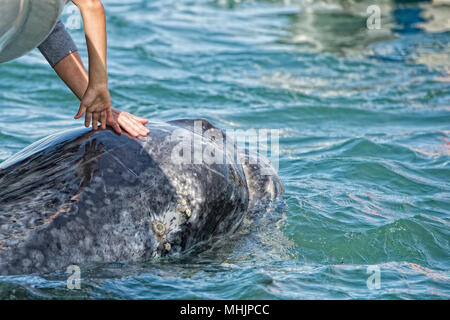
[64,0,149,137]
[54,50,149,137]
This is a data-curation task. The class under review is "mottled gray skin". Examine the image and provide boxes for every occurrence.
[0,119,283,275]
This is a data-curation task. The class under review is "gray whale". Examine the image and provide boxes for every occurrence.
[0,119,283,275]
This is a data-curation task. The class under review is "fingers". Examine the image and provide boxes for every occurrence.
[76,89,95,120]
[111,121,122,135]
[138,120,150,135]
[120,117,137,137]
[122,115,149,137]
[80,106,148,137]
[141,126,150,135]
[92,113,99,130]
[126,114,149,135]
[133,119,149,137]
[107,108,114,124]
[85,112,92,128]
[131,114,149,124]
[121,118,142,138]
[107,109,122,135]
[100,111,107,130]
[74,104,87,119]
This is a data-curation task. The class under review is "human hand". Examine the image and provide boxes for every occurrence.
[109,108,149,138]
[74,84,121,134]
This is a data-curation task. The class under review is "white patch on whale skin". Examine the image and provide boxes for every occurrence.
[30,250,45,267]
[21,258,32,269]
[265,181,276,200]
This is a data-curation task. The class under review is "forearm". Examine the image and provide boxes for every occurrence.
[53,51,89,101]
[72,0,108,87]
[53,50,148,137]
[38,1,147,136]
[39,18,88,100]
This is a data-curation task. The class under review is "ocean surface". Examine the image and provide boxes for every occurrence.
[0,0,449,299]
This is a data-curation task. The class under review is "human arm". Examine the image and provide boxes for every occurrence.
[71,0,114,131]
[38,20,149,137]
[53,51,149,137]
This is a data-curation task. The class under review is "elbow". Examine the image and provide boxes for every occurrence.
[73,0,104,12]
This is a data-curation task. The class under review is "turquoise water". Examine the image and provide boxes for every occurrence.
[0,0,449,299]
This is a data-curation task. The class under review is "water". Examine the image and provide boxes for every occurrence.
[0,0,449,299]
